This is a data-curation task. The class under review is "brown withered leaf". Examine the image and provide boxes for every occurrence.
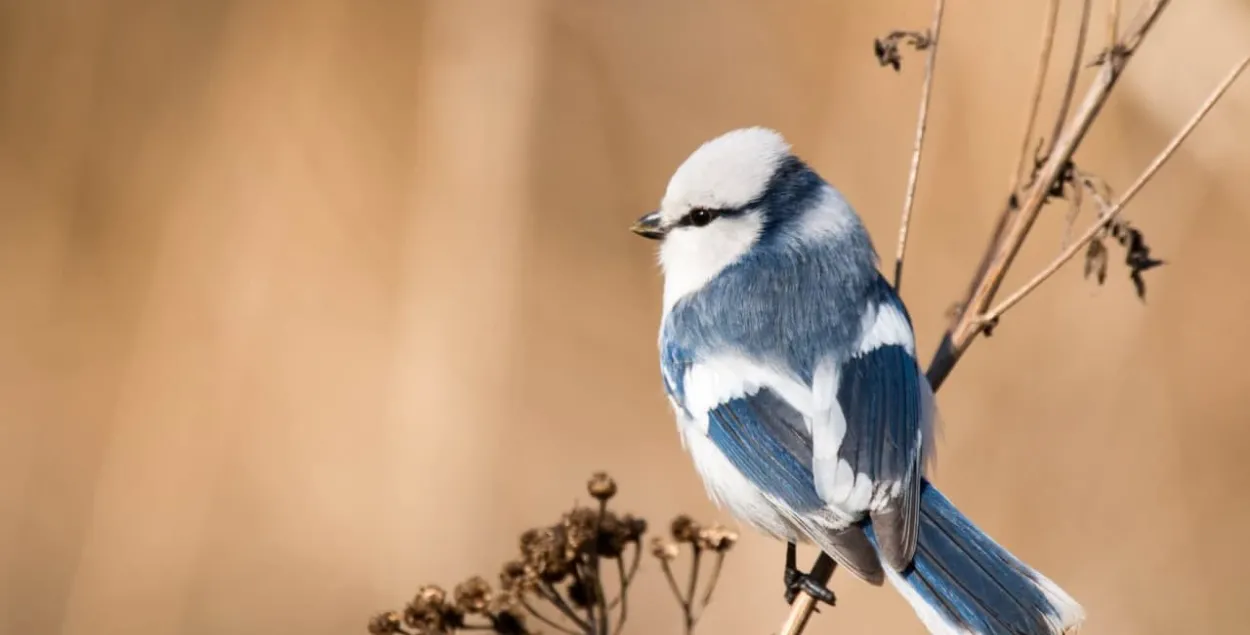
[1084,239,1109,285]
[1110,221,1165,300]
[873,29,932,72]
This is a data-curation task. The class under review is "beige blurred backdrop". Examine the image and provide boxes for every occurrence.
[2,1,1250,634]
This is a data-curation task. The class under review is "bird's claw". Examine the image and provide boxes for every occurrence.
[783,565,837,606]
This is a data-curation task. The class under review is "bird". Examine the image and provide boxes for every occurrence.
[630,126,1084,635]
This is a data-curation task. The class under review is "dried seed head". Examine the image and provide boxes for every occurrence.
[488,588,521,613]
[650,536,680,561]
[1084,239,1109,285]
[499,560,535,593]
[587,472,617,501]
[367,611,403,634]
[670,515,701,543]
[562,507,599,558]
[453,576,493,614]
[404,585,449,631]
[597,510,628,558]
[413,584,447,610]
[520,525,573,583]
[620,514,647,542]
[696,524,739,552]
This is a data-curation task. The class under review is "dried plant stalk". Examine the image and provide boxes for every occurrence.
[983,54,1250,324]
[925,0,1173,392]
[370,474,736,635]
[781,1,1247,633]
[892,0,947,291]
[1009,0,1062,192]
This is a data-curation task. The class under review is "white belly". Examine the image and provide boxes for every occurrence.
[679,422,804,542]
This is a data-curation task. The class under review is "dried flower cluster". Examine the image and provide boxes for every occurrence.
[368,581,527,635]
[368,473,736,635]
[649,515,738,634]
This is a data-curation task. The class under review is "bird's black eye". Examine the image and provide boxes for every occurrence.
[689,208,714,227]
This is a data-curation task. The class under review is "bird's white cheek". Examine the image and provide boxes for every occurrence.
[659,214,763,310]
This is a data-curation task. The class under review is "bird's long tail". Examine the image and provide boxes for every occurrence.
[866,483,1084,635]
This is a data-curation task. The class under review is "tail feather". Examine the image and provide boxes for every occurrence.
[868,483,1084,635]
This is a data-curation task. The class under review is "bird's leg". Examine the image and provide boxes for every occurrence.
[782,542,836,606]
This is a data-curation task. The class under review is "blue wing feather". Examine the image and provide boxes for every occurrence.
[706,389,824,512]
[831,278,931,569]
[836,343,925,486]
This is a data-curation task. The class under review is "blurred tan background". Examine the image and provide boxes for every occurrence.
[2,1,1249,634]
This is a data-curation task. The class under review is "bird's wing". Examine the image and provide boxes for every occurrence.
[811,284,934,572]
[674,354,884,583]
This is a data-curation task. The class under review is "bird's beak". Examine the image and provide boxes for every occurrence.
[630,211,667,240]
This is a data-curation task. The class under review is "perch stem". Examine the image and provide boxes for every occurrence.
[782,2,1183,635]
[777,554,837,635]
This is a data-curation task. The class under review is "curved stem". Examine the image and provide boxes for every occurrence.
[892,0,947,292]
[982,54,1249,325]
[520,596,582,635]
[536,582,593,633]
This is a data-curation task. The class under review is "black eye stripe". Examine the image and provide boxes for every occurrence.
[675,207,734,228]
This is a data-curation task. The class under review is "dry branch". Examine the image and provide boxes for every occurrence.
[892,0,947,292]
[1010,0,1062,192]
[982,54,1250,325]
[924,0,1173,392]
[781,1,1247,634]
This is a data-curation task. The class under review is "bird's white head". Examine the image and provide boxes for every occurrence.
[632,127,858,310]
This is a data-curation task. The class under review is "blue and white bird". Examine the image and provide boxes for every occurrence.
[631,127,1084,635]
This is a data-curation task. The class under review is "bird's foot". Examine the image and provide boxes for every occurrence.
[783,543,836,606]
[783,568,837,606]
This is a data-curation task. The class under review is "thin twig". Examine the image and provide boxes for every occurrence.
[606,542,642,611]
[570,564,594,630]
[1078,171,1116,220]
[1043,0,1093,163]
[521,597,582,635]
[981,54,1249,325]
[1010,0,1062,191]
[893,0,947,292]
[1108,0,1121,48]
[613,556,629,635]
[784,3,1205,635]
[926,0,1172,393]
[959,0,1090,327]
[658,559,691,634]
[696,552,726,612]
[684,547,702,632]
[590,500,610,634]
[536,582,593,633]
